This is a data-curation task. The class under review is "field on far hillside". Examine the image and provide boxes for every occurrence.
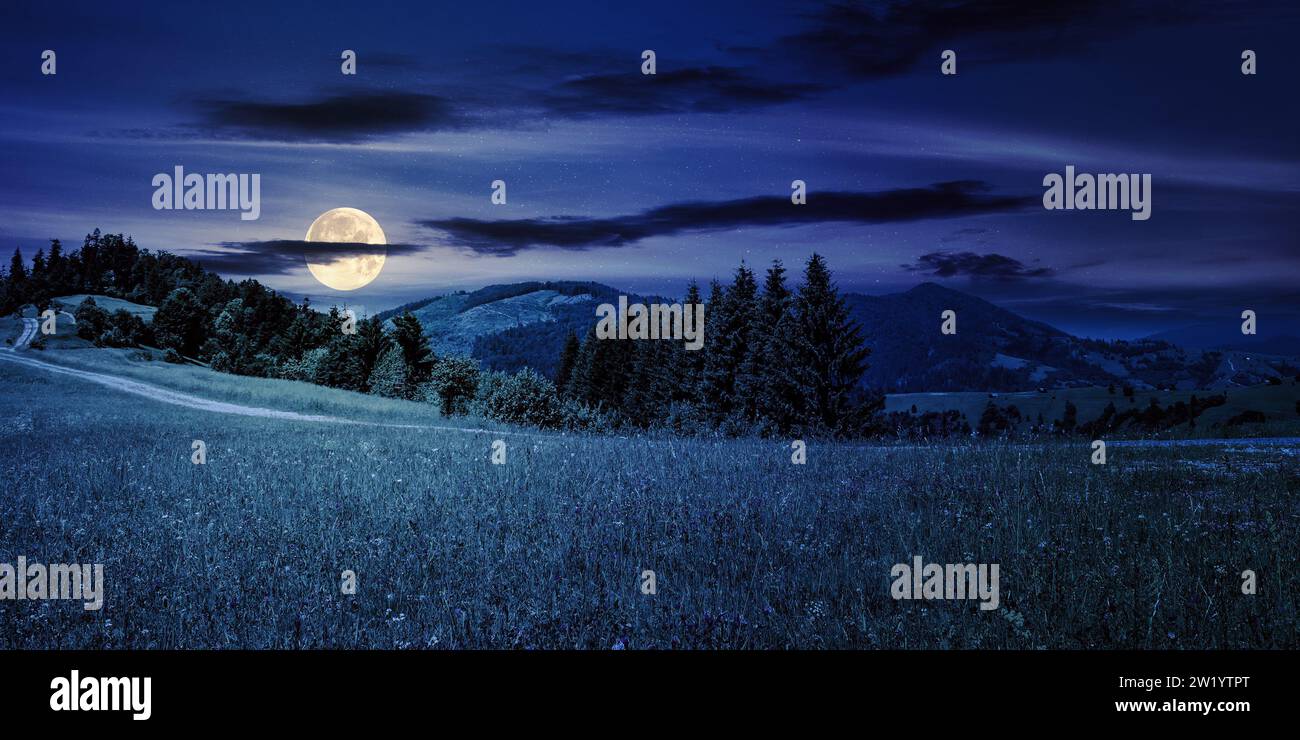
[886,384,1300,438]
[2,356,1297,649]
[52,294,156,321]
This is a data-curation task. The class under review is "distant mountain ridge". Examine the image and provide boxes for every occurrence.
[848,283,1296,392]
[1146,319,1300,355]
[391,280,1298,392]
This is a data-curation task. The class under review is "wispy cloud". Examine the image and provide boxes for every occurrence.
[764,0,1232,80]
[191,92,471,142]
[902,250,1054,280]
[192,239,426,275]
[418,181,1034,256]
[541,66,817,117]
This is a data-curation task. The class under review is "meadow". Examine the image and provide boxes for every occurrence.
[51,294,158,321]
[2,353,1297,648]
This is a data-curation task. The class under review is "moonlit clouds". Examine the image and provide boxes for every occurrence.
[0,1,1296,341]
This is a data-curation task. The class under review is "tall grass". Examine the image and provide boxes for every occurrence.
[2,361,1296,648]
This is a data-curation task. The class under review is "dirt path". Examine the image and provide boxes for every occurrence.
[3,317,38,351]
[0,346,539,437]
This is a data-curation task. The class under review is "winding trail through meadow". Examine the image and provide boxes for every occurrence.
[0,326,538,438]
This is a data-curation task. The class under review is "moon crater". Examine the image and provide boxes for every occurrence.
[304,207,387,291]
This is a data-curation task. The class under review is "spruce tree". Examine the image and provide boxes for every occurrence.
[319,305,345,346]
[739,260,793,429]
[699,279,730,423]
[273,307,313,362]
[153,287,208,358]
[353,316,391,391]
[30,249,46,286]
[8,248,25,283]
[701,266,758,427]
[391,312,435,384]
[46,240,65,295]
[7,248,26,308]
[554,331,581,396]
[28,248,50,313]
[314,335,363,390]
[676,281,705,406]
[624,337,673,427]
[783,253,874,437]
[565,325,597,402]
[585,320,634,412]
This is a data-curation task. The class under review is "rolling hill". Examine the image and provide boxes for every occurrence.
[376,281,666,377]
[1146,316,1300,354]
[389,280,1299,392]
[847,283,1297,392]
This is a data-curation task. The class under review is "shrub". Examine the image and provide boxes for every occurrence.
[93,310,147,348]
[423,355,480,415]
[75,297,110,341]
[73,299,148,348]
[277,347,328,382]
[474,368,563,428]
[660,401,707,436]
[558,398,618,432]
[370,346,411,399]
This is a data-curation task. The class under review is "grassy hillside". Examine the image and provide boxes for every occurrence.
[382,281,667,377]
[12,343,532,431]
[2,358,1296,648]
[5,306,82,347]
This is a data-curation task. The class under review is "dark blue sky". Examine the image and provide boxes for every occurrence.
[2,0,1296,339]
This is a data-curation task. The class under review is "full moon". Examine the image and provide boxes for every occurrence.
[303,207,387,291]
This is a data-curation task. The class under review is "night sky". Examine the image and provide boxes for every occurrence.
[2,0,1296,339]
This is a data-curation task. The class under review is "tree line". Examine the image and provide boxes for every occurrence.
[2,231,884,437]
